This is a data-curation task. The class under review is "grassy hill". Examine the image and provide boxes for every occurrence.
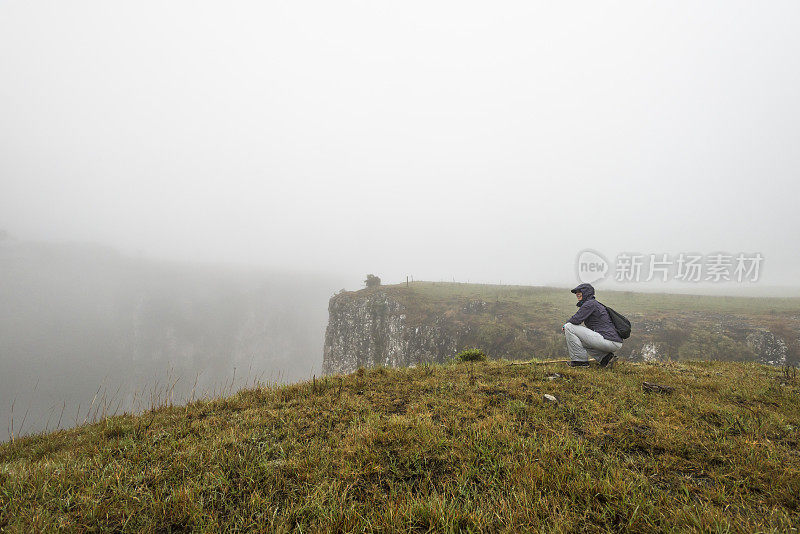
[2,359,799,532]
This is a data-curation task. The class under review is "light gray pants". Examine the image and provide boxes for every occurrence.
[563,322,622,363]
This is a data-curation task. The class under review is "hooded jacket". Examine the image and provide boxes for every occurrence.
[567,283,623,343]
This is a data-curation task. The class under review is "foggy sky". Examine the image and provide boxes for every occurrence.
[2,1,800,288]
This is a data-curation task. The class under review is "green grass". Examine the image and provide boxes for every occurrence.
[2,359,799,532]
[456,349,487,363]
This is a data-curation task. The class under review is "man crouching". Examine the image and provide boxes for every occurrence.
[562,283,622,368]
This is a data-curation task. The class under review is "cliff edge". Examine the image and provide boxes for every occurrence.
[322,288,464,374]
[323,282,800,374]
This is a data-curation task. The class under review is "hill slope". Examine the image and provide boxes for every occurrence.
[2,360,799,532]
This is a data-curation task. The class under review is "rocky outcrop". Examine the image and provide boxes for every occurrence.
[323,291,467,375]
[746,330,788,366]
[639,342,662,363]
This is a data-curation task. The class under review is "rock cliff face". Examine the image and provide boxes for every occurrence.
[322,291,465,375]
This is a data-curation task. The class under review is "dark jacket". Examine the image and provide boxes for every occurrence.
[567,283,623,343]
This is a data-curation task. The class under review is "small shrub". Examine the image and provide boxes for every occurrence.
[457,348,487,362]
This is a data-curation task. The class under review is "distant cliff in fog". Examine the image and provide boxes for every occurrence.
[0,239,344,440]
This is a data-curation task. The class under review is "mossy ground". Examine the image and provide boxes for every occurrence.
[1,359,799,533]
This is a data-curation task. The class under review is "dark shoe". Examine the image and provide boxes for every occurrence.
[567,360,590,368]
[599,352,616,368]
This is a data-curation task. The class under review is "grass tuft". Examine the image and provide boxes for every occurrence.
[456,348,488,363]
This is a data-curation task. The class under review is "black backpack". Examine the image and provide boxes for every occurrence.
[604,305,632,339]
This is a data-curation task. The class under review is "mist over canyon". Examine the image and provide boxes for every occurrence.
[0,238,345,441]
